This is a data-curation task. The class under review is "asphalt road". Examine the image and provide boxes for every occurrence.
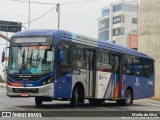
[0,87,160,120]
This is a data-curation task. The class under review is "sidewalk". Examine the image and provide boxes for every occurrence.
[150,96,160,101]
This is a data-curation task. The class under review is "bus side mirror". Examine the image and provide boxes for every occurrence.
[59,50,64,63]
[1,51,5,63]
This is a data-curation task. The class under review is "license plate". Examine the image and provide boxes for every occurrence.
[21,93,29,97]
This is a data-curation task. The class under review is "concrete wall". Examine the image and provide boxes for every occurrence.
[129,34,138,49]
[138,0,160,96]
[115,34,129,47]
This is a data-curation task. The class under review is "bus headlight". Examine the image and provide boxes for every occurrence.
[42,77,54,85]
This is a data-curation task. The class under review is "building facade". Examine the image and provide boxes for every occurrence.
[98,0,139,48]
[138,0,160,96]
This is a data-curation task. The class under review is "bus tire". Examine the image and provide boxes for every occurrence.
[70,88,78,108]
[116,89,133,106]
[35,97,43,106]
[88,99,104,105]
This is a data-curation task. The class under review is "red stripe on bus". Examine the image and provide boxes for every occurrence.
[114,82,120,98]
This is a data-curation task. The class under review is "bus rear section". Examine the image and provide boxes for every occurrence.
[54,39,155,107]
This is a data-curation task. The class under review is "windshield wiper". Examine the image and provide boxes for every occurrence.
[22,49,26,69]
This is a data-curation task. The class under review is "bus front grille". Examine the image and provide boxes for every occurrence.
[13,88,38,93]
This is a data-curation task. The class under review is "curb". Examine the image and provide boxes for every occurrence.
[150,97,160,101]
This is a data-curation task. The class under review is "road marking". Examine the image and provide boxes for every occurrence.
[135,100,160,107]
[9,106,25,111]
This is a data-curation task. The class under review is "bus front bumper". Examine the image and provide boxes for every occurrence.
[6,83,54,98]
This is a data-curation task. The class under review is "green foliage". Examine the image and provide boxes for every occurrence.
[0,78,5,83]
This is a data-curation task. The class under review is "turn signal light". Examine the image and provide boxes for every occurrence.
[10,82,23,87]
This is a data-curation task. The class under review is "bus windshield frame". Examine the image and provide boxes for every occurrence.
[8,37,54,75]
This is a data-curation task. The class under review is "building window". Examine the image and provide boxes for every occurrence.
[113,15,123,24]
[99,18,110,31]
[113,4,122,12]
[102,9,110,17]
[132,18,138,24]
[113,28,124,36]
[122,4,138,12]
[98,30,109,41]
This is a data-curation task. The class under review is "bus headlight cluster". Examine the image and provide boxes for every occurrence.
[42,78,54,85]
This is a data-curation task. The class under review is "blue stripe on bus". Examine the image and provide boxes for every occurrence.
[123,74,154,99]
[54,74,72,98]
[7,72,55,87]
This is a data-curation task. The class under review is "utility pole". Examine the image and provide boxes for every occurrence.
[28,0,31,30]
[56,3,60,30]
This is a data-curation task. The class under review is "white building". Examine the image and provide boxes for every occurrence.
[98,0,139,46]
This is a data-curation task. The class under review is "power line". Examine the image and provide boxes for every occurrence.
[23,6,57,24]
[61,0,99,5]
[11,0,99,5]
[11,0,57,5]
[10,0,99,27]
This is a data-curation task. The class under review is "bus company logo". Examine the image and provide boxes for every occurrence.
[19,75,32,78]
[134,78,140,86]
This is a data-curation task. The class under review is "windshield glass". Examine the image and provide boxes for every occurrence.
[9,45,54,74]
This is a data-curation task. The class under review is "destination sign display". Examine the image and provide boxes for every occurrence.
[12,37,50,43]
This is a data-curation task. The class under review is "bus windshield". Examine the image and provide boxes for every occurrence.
[9,45,54,75]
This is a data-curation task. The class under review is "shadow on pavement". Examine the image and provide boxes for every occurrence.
[15,101,144,110]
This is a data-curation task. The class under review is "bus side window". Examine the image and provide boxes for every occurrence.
[71,47,86,69]
[133,58,143,76]
[143,59,150,77]
[58,49,73,74]
[144,59,153,77]
[96,52,111,72]
[125,58,134,75]
[149,61,154,76]
[59,49,69,65]
[114,56,120,73]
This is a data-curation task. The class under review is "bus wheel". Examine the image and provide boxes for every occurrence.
[116,89,133,106]
[88,99,104,105]
[125,89,133,105]
[70,88,78,108]
[35,97,43,106]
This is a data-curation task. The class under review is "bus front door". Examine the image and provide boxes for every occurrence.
[112,55,122,98]
[86,50,96,97]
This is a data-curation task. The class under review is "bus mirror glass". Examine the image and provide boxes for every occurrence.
[1,51,5,63]
[73,69,80,75]
[59,50,64,62]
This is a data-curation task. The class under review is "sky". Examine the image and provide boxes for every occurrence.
[0,0,120,78]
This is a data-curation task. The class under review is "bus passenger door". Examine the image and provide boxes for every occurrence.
[86,50,96,97]
[112,55,122,98]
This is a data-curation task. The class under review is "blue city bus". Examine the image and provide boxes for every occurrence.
[2,29,155,107]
